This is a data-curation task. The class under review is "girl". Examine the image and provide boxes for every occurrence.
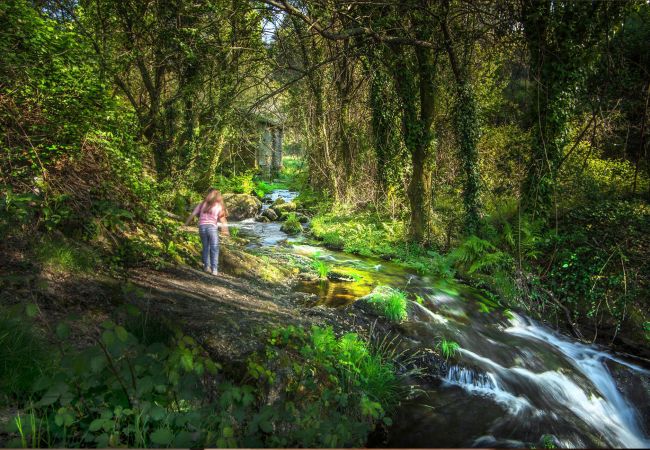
[185,189,229,275]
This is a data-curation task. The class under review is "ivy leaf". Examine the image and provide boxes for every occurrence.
[89,419,105,432]
[25,303,39,318]
[115,325,128,342]
[102,330,115,346]
[150,428,173,446]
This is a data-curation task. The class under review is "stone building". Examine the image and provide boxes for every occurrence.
[256,116,283,179]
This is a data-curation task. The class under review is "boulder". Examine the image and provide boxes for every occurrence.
[223,193,262,220]
[271,197,286,207]
[274,201,297,213]
[280,218,303,235]
[255,215,270,223]
[261,208,278,221]
[295,213,309,224]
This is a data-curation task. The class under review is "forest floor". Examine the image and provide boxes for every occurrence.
[1,234,402,371]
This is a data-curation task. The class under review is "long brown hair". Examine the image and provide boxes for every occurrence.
[201,189,226,216]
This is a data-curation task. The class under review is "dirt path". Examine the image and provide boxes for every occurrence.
[1,237,376,366]
[127,264,339,360]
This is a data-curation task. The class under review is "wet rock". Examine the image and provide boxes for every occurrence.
[326,271,355,282]
[271,197,286,207]
[223,193,262,220]
[295,212,309,223]
[274,201,297,213]
[255,215,270,223]
[262,208,278,221]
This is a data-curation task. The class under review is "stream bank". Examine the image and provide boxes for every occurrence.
[2,187,649,448]
[227,188,650,448]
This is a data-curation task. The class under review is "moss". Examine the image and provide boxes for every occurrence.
[363,286,408,322]
[280,213,303,235]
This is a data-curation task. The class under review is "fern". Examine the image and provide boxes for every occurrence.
[448,236,510,275]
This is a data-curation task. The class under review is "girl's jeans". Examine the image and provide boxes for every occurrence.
[198,224,219,272]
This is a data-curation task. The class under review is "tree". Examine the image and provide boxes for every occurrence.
[521,0,628,219]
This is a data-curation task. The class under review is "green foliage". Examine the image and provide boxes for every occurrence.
[0,307,52,405]
[541,200,649,338]
[248,325,400,447]
[438,339,460,360]
[35,236,98,273]
[311,257,330,279]
[364,287,408,323]
[280,213,303,235]
[213,170,258,195]
[0,0,114,186]
[4,318,223,448]
[542,434,557,449]
[311,211,455,278]
[448,236,512,275]
[2,317,398,448]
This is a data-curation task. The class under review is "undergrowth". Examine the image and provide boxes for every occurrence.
[0,309,401,448]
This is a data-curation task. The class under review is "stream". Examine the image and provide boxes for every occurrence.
[230,189,650,449]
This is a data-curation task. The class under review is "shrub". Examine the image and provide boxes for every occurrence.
[0,307,52,405]
[280,213,303,235]
[364,286,408,322]
[213,170,257,195]
[3,318,399,448]
[248,325,400,447]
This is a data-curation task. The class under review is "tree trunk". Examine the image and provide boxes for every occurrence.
[454,83,481,234]
[407,145,434,244]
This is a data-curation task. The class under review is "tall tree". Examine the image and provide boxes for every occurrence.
[521,0,627,219]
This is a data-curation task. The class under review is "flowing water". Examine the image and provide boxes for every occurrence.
[230,189,650,448]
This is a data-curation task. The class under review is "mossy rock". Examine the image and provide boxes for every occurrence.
[262,208,279,221]
[326,271,355,282]
[220,244,289,283]
[280,214,303,235]
[223,194,262,220]
[274,201,297,213]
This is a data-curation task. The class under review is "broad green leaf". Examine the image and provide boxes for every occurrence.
[150,428,173,446]
[115,325,128,342]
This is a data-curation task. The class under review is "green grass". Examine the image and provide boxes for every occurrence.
[438,338,460,360]
[35,237,98,272]
[310,212,455,278]
[365,287,408,322]
[312,258,329,279]
[0,308,52,405]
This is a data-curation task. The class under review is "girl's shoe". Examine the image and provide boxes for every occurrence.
[211,269,219,276]
[203,266,210,273]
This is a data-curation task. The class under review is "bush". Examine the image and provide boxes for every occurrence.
[280,213,303,235]
[364,286,408,322]
[213,170,257,195]
[248,325,400,447]
[3,318,399,448]
[0,307,52,406]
